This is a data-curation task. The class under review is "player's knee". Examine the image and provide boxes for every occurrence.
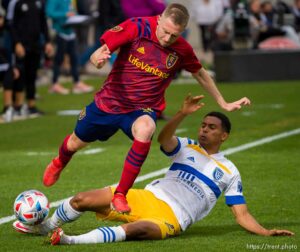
[133,119,156,140]
[70,192,86,211]
[67,134,87,151]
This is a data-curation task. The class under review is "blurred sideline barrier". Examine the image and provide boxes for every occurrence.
[214,49,300,82]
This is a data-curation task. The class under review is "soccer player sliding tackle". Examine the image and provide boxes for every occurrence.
[15,94,293,244]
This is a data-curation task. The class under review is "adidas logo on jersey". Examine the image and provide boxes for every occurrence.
[137,47,145,54]
[187,156,195,162]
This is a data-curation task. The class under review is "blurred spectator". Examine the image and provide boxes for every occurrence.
[213,8,235,50]
[249,0,283,45]
[6,0,53,117]
[250,0,281,45]
[0,9,22,122]
[120,0,165,19]
[213,1,252,50]
[46,0,94,95]
[275,1,292,26]
[249,0,300,47]
[293,0,300,32]
[79,0,125,69]
[261,1,275,26]
[189,0,224,52]
[75,0,98,58]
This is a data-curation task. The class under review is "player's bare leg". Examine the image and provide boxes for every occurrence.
[50,220,161,245]
[43,132,89,186]
[70,187,112,213]
[112,115,156,213]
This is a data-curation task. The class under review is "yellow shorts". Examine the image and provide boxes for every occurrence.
[96,187,181,239]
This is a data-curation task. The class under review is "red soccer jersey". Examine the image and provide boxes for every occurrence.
[94,16,202,114]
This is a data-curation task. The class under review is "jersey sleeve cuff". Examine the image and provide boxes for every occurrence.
[160,137,181,157]
[225,195,246,206]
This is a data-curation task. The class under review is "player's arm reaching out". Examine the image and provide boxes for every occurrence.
[90,44,111,69]
[158,94,205,152]
[192,68,251,112]
[230,204,294,236]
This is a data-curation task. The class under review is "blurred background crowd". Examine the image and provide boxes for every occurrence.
[0,0,299,123]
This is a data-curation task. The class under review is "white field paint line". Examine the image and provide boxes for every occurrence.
[222,128,300,156]
[255,104,284,109]
[241,111,256,117]
[25,148,105,156]
[27,152,54,156]
[172,79,198,85]
[79,148,105,155]
[1,128,299,225]
[175,128,187,134]
[57,110,81,116]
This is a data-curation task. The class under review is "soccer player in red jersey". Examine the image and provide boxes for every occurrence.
[43,3,251,213]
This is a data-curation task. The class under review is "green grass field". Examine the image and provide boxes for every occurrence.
[0,79,299,252]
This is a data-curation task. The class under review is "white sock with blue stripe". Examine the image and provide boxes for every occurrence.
[43,198,82,232]
[60,226,126,244]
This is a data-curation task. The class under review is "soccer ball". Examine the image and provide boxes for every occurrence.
[13,190,50,225]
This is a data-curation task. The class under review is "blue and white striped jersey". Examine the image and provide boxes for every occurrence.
[145,137,245,231]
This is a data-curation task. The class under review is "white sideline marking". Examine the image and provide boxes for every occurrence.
[1,128,299,225]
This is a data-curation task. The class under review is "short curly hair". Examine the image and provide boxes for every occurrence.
[204,112,231,133]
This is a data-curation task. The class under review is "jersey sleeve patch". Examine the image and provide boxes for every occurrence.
[110,25,123,32]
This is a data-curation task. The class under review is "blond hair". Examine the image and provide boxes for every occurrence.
[162,3,190,27]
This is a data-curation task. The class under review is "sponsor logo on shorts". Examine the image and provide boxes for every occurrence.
[78,107,86,120]
[166,54,178,69]
[141,108,154,113]
[165,222,176,237]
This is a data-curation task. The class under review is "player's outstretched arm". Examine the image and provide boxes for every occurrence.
[158,94,204,152]
[230,204,294,236]
[90,44,111,69]
[192,68,251,111]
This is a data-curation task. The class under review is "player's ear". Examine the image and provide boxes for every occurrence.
[157,15,161,24]
[221,132,229,142]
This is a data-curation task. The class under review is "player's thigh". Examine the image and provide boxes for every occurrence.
[121,220,162,240]
[70,187,112,214]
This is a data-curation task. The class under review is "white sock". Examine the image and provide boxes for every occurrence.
[42,198,82,232]
[61,226,126,244]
